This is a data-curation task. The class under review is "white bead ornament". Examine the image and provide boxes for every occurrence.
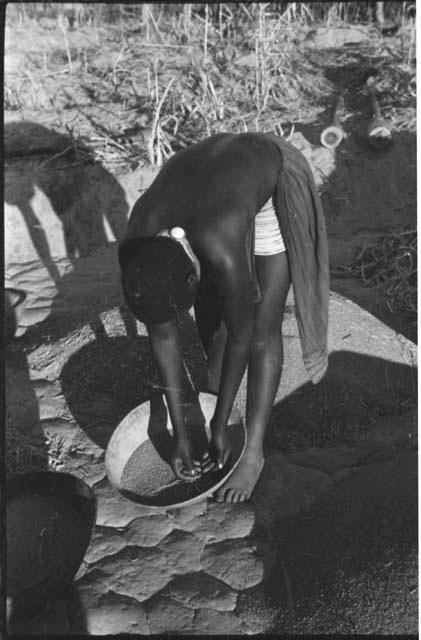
[170,227,185,239]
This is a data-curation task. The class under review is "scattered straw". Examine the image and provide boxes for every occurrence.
[341,229,417,315]
[6,425,48,474]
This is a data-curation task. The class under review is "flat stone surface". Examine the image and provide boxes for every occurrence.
[201,539,264,591]
[192,607,247,635]
[83,592,149,635]
[144,595,195,634]
[84,526,127,565]
[124,513,174,547]
[161,573,238,612]
[178,501,256,543]
[93,546,173,603]
[74,572,149,634]
[94,476,158,527]
[59,454,107,487]
[169,499,208,527]
[158,529,205,575]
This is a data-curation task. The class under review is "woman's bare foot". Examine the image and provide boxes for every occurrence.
[215,448,264,503]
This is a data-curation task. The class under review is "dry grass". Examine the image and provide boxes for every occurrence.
[6,425,48,474]
[5,3,415,173]
[340,230,417,316]
[6,422,69,474]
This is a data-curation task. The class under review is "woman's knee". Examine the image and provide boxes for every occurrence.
[250,325,283,352]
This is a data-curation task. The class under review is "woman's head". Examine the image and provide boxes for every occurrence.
[119,233,200,325]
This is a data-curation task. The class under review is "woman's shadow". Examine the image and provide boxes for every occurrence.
[4,120,137,341]
[59,316,210,461]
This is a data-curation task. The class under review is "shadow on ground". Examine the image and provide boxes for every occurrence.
[266,349,416,452]
[284,51,416,343]
[59,313,209,451]
[5,121,137,342]
[247,350,417,633]
[269,450,417,634]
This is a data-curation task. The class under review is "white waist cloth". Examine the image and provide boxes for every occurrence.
[254,198,286,255]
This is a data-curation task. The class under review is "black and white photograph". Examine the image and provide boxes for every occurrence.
[4,1,417,635]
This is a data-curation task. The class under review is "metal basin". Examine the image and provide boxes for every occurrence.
[105,392,246,510]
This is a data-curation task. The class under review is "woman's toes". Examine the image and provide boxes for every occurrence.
[224,489,234,503]
[215,488,225,502]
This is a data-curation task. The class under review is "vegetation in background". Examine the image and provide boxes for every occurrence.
[5,2,416,169]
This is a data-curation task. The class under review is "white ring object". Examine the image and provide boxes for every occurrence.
[170,227,186,239]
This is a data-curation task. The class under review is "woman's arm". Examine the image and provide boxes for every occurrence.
[208,247,255,465]
[148,319,199,479]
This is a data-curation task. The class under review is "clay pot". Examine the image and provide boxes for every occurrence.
[6,471,97,623]
[367,94,392,150]
[367,115,392,150]
[320,94,345,150]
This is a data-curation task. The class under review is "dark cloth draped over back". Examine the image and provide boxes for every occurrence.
[268,135,329,384]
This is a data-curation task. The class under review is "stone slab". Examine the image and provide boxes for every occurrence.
[161,573,238,612]
[124,513,174,547]
[93,476,158,527]
[144,595,195,634]
[159,529,205,575]
[177,501,256,543]
[192,607,247,635]
[94,546,173,603]
[75,572,149,635]
[84,526,127,566]
[201,538,264,591]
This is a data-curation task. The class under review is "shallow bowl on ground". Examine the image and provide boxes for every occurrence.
[6,471,97,622]
[105,391,246,510]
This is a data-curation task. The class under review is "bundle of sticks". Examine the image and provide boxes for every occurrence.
[344,230,417,315]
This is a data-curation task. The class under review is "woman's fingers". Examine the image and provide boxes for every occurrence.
[201,452,217,474]
[181,459,201,478]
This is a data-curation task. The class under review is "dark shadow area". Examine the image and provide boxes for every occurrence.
[324,129,416,343]
[283,50,416,342]
[60,335,157,449]
[272,451,417,634]
[4,121,136,342]
[60,312,209,451]
[6,472,95,635]
[5,121,128,259]
[250,350,417,634]
[8,585,88,636]
[266,349,416,453]
[5,289,48,472]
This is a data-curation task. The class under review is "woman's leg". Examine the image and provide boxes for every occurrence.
[215,251,291,503]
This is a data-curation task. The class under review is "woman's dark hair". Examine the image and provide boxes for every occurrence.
[118,237,199,324]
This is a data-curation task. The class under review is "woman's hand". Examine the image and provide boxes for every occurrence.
[201,420,232,474]
[171,437,201,481]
